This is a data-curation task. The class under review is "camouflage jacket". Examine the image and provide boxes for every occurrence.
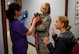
[35,14,51,40]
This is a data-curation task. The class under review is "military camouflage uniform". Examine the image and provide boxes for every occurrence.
[35,14,51,54]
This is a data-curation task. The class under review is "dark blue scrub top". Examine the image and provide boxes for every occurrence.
[9,19,28,54]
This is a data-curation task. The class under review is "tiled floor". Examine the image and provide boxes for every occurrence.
[27,44,37,54]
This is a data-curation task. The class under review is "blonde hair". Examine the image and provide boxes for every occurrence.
[58,16,71,30]
[41,2,50,14]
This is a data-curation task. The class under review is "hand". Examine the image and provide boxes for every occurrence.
[43,37,50,45]
[32,16,41,24]
[51,28,56,36]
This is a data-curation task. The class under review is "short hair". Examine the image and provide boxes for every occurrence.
[41,2,51,14]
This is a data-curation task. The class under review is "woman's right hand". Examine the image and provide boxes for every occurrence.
[51,28,56,36]
[43,37,50,45]
[32,16,41,24]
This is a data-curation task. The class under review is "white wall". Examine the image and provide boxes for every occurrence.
[22,0,65,44]
[0,0,4,54]
[5,0,16,3]
[68,0,79,38]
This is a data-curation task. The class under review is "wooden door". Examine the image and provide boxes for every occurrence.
[16,0,22,5]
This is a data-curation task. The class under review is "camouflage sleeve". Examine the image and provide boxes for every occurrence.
[36,15,51,32]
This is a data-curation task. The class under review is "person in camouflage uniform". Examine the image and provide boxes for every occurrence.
[35,2,51,54]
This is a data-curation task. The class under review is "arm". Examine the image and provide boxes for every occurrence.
[36,15,51,31]
[14,18,40,37]
[26,17,40,35]
[26,21,36,35]
[51,28,58,41]
[52,34,58,41]
[47,38,66,54]
[47,43,54,54]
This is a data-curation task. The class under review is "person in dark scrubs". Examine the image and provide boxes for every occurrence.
[6,3,40,54]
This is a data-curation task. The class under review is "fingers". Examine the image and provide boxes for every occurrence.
[43,37,50,45]
[33,17,41,22]
[51,28,56,36]
[43,37,49,42]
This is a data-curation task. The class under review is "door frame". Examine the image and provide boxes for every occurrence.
[1,0,68,54]
[1,0,8,54]
[65,0,68,16]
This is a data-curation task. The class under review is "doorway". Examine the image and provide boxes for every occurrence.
[1,0,68,54]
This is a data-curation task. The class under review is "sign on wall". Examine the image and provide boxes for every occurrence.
[75,0,79,24]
